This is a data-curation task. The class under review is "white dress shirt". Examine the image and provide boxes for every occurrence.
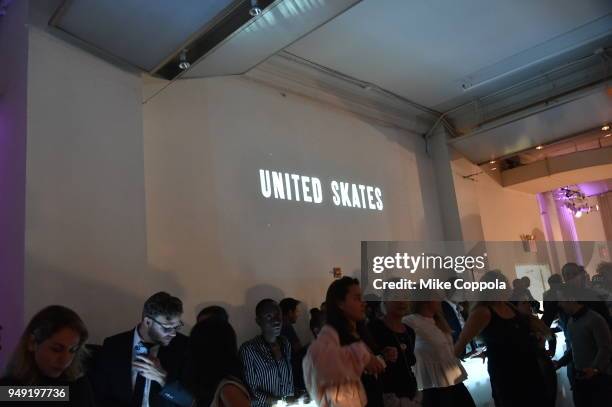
[132,328,160,407]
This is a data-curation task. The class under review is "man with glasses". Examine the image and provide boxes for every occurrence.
[91,292,189,407]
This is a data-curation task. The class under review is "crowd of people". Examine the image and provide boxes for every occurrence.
[1,261,611,407]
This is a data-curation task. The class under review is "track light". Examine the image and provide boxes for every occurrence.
[249,0,262,16]
[178,49,190,70]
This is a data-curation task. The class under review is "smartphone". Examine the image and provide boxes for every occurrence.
[133,343,150,358]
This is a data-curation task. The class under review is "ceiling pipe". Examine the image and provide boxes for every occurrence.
[425,47,612,157]
[274,51,441,118]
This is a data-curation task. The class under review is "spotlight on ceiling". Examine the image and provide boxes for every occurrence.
[602,125,610,131]
[178,49,190,70]
[489,160,496,164]
[249,0,262,17]
[535,145,544,150]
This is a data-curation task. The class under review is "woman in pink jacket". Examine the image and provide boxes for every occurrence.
[303,277,386,407]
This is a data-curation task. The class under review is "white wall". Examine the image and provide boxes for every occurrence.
[574,206,606,242]
[25,28,148,344]
[451,154,544,242]
[143,76,444,342]
[574,207,609,275]
[0,0,28,369]
[451,154,551,281]
[23,32,444,345]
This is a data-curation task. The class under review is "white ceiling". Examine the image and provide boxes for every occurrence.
[287,0,612,110]
[53,0,238,71]
[447,87,612,163]
[33,0,612,164]
[504,163,612,194]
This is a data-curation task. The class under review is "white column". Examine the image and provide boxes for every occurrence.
[428,128,463,241]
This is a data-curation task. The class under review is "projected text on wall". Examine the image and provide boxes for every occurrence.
[259,169,383,211]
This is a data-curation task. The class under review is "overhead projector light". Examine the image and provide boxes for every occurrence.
[178,50,190,70]
[249,0,262,16]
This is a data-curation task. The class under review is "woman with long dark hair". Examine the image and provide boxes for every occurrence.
[454,271,550,407]
[511,293,557,407]
[303,277,385,407]
[0,305,94,406]
[188,318,250,407]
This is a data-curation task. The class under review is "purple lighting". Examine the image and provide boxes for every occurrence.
[0,0,13,17]
[554,185,599,218]
[0,0,28,370]
[576,179,612,197]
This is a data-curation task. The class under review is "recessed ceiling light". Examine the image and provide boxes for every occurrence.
[536,145,544,150]
[602,125,611,131]
[489,160,496,164]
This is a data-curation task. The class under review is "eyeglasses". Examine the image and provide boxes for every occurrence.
[147,316,184,333]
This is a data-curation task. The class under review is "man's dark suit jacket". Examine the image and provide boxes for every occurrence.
[91,329,189,407]
[441,301,463,343]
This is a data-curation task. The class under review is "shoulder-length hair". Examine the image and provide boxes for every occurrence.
[406,301,452,334]
[6,305,89,384]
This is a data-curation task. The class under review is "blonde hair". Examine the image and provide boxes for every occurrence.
[6,305,89,384]
[407,301,452,334]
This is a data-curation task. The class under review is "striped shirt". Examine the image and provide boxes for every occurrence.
[239,335,294,407]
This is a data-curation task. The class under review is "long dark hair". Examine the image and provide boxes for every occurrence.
[325,277,377,350]
[6,305,89,384]
[188,319,244,405]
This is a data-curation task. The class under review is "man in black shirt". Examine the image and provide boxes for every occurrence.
[279,298,302,353]
[542,274,563,327]
[280,297,305,393]
[561,263,611,326]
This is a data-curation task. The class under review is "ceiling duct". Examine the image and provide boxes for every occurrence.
[459,15,612,92]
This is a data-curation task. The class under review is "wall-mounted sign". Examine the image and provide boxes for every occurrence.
[259,169,383,211]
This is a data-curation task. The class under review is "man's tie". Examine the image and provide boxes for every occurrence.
[133,341,154,407]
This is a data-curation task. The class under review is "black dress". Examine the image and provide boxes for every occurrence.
[0,375,96,406]
[479,304,547,407]
[367,319,418,400]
